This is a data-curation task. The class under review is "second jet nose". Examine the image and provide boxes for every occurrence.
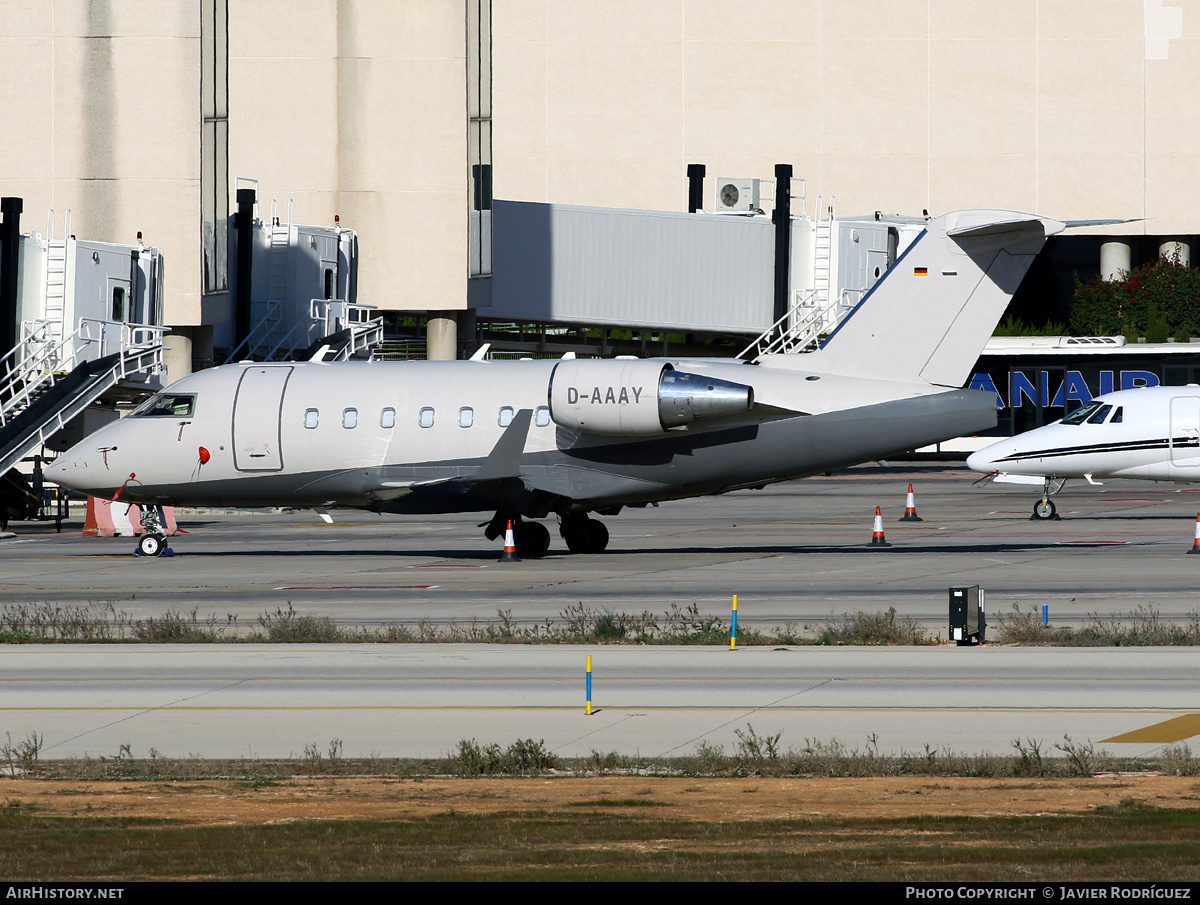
[966,446,999,474]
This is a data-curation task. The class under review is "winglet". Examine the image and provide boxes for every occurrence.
[472,409,533,482]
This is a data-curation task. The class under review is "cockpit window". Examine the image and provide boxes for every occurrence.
[1061,401,1104,425]
[132,393,196,417]
[1112,406,1123,423]
[1087,404,1113,424]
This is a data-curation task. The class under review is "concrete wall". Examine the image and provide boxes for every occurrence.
[492,0,1200,235]
[0,0,203,325]
[227,0,470,312]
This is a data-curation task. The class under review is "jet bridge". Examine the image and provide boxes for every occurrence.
[476,194,925,353]
[222,185,381,363]
[0,200,165,525]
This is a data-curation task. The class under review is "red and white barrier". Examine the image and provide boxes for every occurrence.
[84,497,177,537]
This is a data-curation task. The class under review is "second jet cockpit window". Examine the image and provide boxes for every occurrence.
[1061,401,1105,425]
[1062,401,1122,426]
[132,394,196,418]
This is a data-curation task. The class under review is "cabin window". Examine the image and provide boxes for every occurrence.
[342,408,358,429]
[132,394,196,418]
[380,407,396,429]
[535,406,551,428]
[498,406,514,427]
[419,407,435,428]
[459,407,474,428]
[304,408,319,429]
[1087,404,1112,425]
[1112,406,1123,423]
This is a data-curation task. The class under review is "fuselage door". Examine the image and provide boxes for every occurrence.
[1169,396,1200,467]
[232,366,293,471]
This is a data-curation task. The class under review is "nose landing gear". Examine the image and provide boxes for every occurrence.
[1030,477,1066,521]
[1032,498,1058,520]
[134,505,172,557]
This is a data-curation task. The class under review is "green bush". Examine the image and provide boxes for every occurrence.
[1070,256,1200,339]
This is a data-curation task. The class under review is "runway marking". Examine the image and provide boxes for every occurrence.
[0,706,1189,714]
[5,675,1198,684]
[1055,541,1128,545]
[1101,713,1200,744]
[410,564,487,569]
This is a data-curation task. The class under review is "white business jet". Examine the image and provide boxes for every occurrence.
[967,385,1200,519]
[49,209,1066,556]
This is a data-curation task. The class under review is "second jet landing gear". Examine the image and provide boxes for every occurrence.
[135,506,171,557]
[1031,476,1066,521]
[559,512,609,554]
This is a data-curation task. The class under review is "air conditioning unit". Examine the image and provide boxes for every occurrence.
[714,178,760,214]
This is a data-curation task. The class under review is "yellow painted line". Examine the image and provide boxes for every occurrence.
[1102,713,1200,744]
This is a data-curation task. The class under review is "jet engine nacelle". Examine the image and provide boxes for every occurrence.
[548,359,753,437]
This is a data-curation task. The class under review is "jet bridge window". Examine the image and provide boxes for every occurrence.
[459,407,474,428]
[1061,401,1105,425]
[419,407,435,428]
[498,406,514,427]
[132,394,196,417]
[1087,404,1113,424]
[380,407,396,429]
[342,408,358,429]
[304,408,319,429]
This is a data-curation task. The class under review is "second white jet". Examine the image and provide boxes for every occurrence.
[967,385,1200,519]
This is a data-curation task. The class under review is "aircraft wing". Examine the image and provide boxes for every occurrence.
[369,410,537,506]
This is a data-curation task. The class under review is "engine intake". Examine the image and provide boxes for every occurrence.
[548,359,753,437]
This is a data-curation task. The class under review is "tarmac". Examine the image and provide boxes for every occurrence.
[3,462,1200,759]
[3,462,1200,629]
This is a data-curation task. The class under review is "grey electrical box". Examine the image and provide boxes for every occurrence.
[949,585,986,646]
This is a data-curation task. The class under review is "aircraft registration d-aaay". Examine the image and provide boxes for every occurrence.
[49,209,1066,556]
[967,384,1200,520]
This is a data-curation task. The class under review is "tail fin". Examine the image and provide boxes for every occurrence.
[770,210,1065,386]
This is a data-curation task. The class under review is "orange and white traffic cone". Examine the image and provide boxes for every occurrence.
[899,483,922,521]
[1188,514,1200,555]
[499,519,521,562]
[869,506,892,548]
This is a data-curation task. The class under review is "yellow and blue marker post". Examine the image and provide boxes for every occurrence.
[586,655,593,715]
[730,595,738,650]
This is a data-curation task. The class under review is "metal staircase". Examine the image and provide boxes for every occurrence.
[0,319,164,475]
[227,298,383,363]
[740,201,852,361]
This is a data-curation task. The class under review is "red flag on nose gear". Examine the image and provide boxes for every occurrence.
[113,473,136,502]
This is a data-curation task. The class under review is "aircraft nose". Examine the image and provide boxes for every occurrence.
[45,446,98,494]
[966,447,996,474]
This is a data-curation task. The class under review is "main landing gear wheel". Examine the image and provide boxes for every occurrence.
[1032,498,1058,520]
[137,534,167,557]
[514,520,551,558]
[560,515,610,554]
